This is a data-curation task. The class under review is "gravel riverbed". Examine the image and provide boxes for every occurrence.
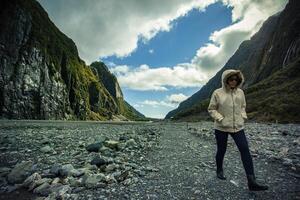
[0,120,299,200]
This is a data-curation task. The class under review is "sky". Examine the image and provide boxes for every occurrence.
[38,0,288,119]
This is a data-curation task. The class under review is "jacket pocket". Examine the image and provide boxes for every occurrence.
[235,114,244,127]
[220,116,232,128]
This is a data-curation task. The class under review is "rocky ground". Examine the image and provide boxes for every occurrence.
[0,120,299,200]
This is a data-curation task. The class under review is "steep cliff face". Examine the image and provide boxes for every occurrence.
[166,0,300,123]
[0,0,144,121]
[90,62,123,101]
[90,61,146,120]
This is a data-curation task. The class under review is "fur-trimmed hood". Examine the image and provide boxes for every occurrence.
[221,69,245,91]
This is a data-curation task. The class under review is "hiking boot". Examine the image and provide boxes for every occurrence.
[247,175,269,191]
[216,170,226,180]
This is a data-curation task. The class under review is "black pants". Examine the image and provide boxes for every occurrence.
[214,129,254,175]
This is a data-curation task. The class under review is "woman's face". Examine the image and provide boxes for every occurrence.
[227,75,238,88]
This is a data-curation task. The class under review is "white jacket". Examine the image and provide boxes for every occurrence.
[207,69,248,133]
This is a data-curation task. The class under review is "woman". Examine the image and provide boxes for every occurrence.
[207,69,268,191]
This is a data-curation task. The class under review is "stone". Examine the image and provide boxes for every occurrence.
[70,169,85,177]
[86,142,102,152]
[104,140,120,150]
[68,177,81,187]
[40,145,53,153]
[22,172,41,189]
[283,158,293,166]
[58,164,75,178]
[281,130,289,136]
[49,184,71,197]
[7,161,35,184]
[35,178,52,186]
[72,187,85,193]
[41,138,50,144]
[6,185,18,193]
[278,147,289,157]
[194,190,201,194]
[115,170,129,182]
[83,174,106,189]
[84,164,98,172]
[123,178,132,185]
[293,137,300,145]
[33,182,51,196]
[125,139,136,147]
[119,135,128,141]
[105,164,118,172]
[91,156,107,167]
[230,180,239,187]
[50,163,62,176]
[51,177,60,184]
[78,141,85,147]
[105,175,117,184]
[0,167,11,177]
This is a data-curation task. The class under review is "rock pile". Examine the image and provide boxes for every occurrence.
[0,122,160,199]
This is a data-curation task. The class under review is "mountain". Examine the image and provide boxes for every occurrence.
[0,0,145,121]
[90,61,146,120]
[166,0,300,123]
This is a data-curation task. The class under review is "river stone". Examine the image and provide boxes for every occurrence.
[83,174,106,189]
[119,135,128,141]
[105,164,118,172]
[70,168,85,177]
[68,177,81,187]
[22,172,41,189]
[58,164,74,178]
[40,145,53,153]
[33,182,51,196]
[91,156,107,167]
[50,164,62,176]
[52,177,60,184]
[281,130,289,136]
[40,138,50,145]
[86,142,102,152]
[50,184,71,197]
[0,167,11,177]
[104,140,120,150]
[7,161,35,184]
[125,139,136,147]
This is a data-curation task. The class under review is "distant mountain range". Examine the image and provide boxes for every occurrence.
[166,0,300,123]
[0,0,145,121]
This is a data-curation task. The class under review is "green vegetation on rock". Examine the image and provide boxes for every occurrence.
[0,0,145,121]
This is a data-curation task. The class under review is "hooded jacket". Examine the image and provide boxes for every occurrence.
[207,69,247,133]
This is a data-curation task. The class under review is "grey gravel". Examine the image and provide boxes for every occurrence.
[0,120,299,200]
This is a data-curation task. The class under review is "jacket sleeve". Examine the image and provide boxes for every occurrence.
[207,91,224,122]
[241,90,248,119]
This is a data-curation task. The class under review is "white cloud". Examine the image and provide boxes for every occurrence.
[136,93,189,111]
[192,0,288,77]
[141,100,175,108]
[167,93,189,104]
[109,65,130,75]
[133,104,144,108]
[149,49,154,54]
[106,61,117,67]
[110,63,208,91]
[38,0,216,64]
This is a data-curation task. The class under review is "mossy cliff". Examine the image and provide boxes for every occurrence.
[0,0,145,120]
[90,62,145,121]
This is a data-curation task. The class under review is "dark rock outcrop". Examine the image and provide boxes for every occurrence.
[0,0,145,120]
